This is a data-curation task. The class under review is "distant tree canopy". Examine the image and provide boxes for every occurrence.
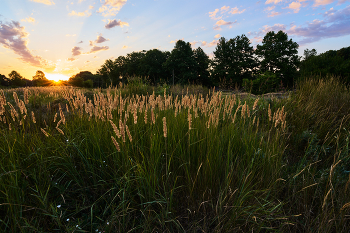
[64,31,348,94]
[255,30,300,87]
[9,71,27,87]
[300,46,350,82]
[0,74,10,87]
[32,70,51,86]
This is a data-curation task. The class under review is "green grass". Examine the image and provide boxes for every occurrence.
[0,78,350,232]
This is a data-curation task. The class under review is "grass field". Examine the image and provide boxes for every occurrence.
[0,77,350,232]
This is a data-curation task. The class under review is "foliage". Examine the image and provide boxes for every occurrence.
[255,30,300,87]
[140,49,171,85]
[193,47,211,87]
[299,46,350,83]
[0,74,10,87]
[212,35,257,87]
[8,70,26,87]
[164,40,197,85]
[243,71,281,94]
[32,70,51,86]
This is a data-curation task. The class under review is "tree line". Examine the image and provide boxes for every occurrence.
[1,30,349,94]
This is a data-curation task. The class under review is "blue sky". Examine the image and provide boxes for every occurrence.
[0,0,349,81]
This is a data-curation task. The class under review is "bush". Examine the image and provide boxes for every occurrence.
[83,80,93,88]
[243,71,281,94]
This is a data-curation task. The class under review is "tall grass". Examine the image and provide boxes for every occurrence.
[0,78,349,232]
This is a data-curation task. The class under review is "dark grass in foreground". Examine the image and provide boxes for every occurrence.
[0,77,349,232]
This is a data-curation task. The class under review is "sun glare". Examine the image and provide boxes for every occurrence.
[46,73,69,82]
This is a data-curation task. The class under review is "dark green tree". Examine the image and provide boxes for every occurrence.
[164,40,197,85]
[140,49,170,85]
[255,30,300,87]
[0,74,10,87]
[193,47,211,86]
[212,35,257,88]
[303,48,317,60]
[9,70,26,87]
[124,51,146,78]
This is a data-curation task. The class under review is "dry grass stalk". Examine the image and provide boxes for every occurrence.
[163,117,167,138]
[56,127,64,135]
[41,128,49,137]
[31,111,36,123]
[53,113,57,122]
[268,104,272,121]
[253,98,259,111]
[125,124,132,142]
[109,120,121,138]
[119,119,126,142]
[188,109,192,130]
[9,123,11,131]
[111,136,121,152]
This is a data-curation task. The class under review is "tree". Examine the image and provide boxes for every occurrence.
[193,47,211,86]
[212,35,257,88]
[164,40,197,85]
[9,70,26,87]
[140,49,170,85]
[255,30,300,87]
[32,70,50,86]
[97,58,122,87]
[303,48,317,60]
[0,74,10,87]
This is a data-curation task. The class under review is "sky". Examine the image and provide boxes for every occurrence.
[0,0,349,81]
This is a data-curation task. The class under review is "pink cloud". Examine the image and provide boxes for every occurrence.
[229,7,246,14]
[287,2,302,13]
[313,0,335,6]
[105,19,129,29]
[72,46,82,56]
[0,20,53,69]
[265,0,282,4]
[89,45,109,53]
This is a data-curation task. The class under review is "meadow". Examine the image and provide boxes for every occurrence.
[0,77,349,232]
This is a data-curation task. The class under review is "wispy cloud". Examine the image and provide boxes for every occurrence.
[30,0,55,5]
[268,11,282,17]
[190,41,198,47]
[229,7,246,14]
[214,19,237,30]
[209,6,244,30]
[207,40,219,47]
[265,0,282,4]
[0,20,53,69]
[214,34,221,38]
[313,0,335,6]
[68,9,92,17]
[122,45,129,49]
[89,45,109,53]
[21,17,36,24]
[98,0,127,17]
[104,19,129,29]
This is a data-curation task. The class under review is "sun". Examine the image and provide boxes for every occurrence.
[46,73,70,82]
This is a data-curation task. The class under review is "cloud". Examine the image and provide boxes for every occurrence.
[201,41,207,46]
[209,6,245,23]
[214,19,237,30]
[30,0,55,5]
[287,1,302,13]
[21,17,36,24]
[209,9,220,20]
[67,57,76,61]
[169,38,184,44]
[89,35,109,47]
[214,34,221,38]
[68,9,91,17]
[89,45,109,53]
[287,6,350,44]
[265,6,275,11]
[265,0,282,4]
[313,0,335,6]
[190,41,198,47]
[104,19,129,29]
[122,45,129,49]
[229,7,246,14]
[72,46,82,56]
[268,11,282,17]
[98,0,127,17]
[221,6,230,12]
[207,40,219,47]
[78,40,83,43]
[0,20,53,69]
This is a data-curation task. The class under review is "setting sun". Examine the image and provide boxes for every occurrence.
[45,73,70,82]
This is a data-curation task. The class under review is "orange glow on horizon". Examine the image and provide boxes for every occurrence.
[45,73,70,82]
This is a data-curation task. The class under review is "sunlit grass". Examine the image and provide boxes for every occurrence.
[0,79,349,232]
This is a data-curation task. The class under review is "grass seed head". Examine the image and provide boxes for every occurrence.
[163,117,167,138]
[111,136,121,152]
